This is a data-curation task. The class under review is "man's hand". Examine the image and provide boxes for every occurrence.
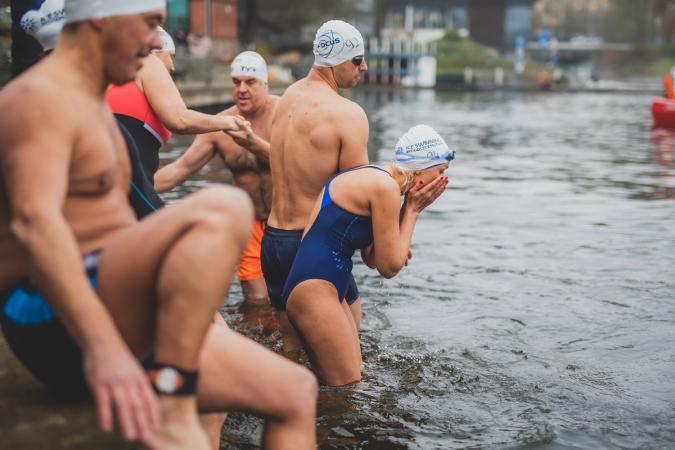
[222,115,248,133]
[405,176,448,213]
[226,116,257,149]
[83,340,159,442]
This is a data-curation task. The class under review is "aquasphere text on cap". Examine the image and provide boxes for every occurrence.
[394,125,455,171]
[64,0,166,25]
[231,51,268,84]
[313,20,364,68]
[20,0,65,51]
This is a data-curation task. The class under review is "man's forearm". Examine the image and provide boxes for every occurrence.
[172,110,236,134]
[154,163,183,193]
[247,135,270,162]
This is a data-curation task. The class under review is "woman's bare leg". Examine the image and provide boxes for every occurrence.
[349,298,362,331]
[286,280,362,386]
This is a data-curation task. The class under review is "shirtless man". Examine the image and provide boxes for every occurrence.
[262,20,370,348]
[155,51,277,305]
[0,2,316,449]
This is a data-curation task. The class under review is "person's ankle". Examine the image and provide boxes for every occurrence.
[159,395,199,421]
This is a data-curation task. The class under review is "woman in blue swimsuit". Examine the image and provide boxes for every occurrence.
[282,125,454,386]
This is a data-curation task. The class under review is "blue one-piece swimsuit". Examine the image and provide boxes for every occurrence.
[281,165,391,306]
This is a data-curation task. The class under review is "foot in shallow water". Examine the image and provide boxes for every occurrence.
[143,396,211,450]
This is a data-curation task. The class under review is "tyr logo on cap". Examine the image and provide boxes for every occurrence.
[316,31,344,58]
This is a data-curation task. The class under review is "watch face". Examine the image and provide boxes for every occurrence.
[156,367,180,394]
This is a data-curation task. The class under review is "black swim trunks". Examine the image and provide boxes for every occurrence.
[261,226,359,310]
[0,251,101,396]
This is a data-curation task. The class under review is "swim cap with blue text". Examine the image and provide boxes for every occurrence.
[394,125,455,171]
[313,20,364,68]
[231,51,268,83]
[20,0,65,51]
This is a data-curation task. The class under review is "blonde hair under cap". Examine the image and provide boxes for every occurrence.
[394,125,455,171]
[64,0,166,25]
[313,20,364,68]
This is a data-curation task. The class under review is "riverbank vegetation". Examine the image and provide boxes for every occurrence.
[435,31,546,82]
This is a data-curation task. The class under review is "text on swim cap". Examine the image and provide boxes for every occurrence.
[20,8,65,32]
[316,31,344,58]
[396,138,445,154]
[345,37,363,51]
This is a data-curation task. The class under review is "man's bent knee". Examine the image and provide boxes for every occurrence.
[285,366,318,417]
[190,186,253,242]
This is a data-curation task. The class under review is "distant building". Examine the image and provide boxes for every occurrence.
[533,0,609,40]
[376,0,538,50]
[166,0,237,40]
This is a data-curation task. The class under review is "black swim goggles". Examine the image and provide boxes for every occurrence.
[351,55,365,67]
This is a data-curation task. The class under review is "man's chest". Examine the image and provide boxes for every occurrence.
[68,117,130,195]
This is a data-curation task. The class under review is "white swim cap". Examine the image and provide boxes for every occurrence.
[313,20,364,68]
[20,0,65,51]
[152,26,175,54]
[394,125,455,171]
[230,51,268,83]
[64,0,166,25]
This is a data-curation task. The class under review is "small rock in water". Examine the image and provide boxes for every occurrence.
[331,426,356,438]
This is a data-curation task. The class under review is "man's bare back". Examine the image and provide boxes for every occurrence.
[267,76,369,230]
[261,19,369,321]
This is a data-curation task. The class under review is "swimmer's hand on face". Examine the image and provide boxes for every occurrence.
[405,175,449,214]
[84,337,160,443]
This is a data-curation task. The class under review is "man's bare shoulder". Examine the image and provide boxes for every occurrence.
[0,75,76,143]
[277,78,307,103]
[217,105,239,116]
[267,94,281,107]
[334,96,367,120]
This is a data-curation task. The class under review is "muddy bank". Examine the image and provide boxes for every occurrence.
[0,337,135,450]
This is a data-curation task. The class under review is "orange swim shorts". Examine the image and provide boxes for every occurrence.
[236,219,266,281]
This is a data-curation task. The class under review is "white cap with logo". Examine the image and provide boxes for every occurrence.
[230,51,268,84]
[313,20,364,68]
[20,0,65,51]
[394,125,455,171]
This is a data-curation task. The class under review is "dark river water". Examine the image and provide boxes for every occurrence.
[163,89,675,450]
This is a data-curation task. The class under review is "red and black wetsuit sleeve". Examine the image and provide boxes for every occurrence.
[117,120,165,218]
